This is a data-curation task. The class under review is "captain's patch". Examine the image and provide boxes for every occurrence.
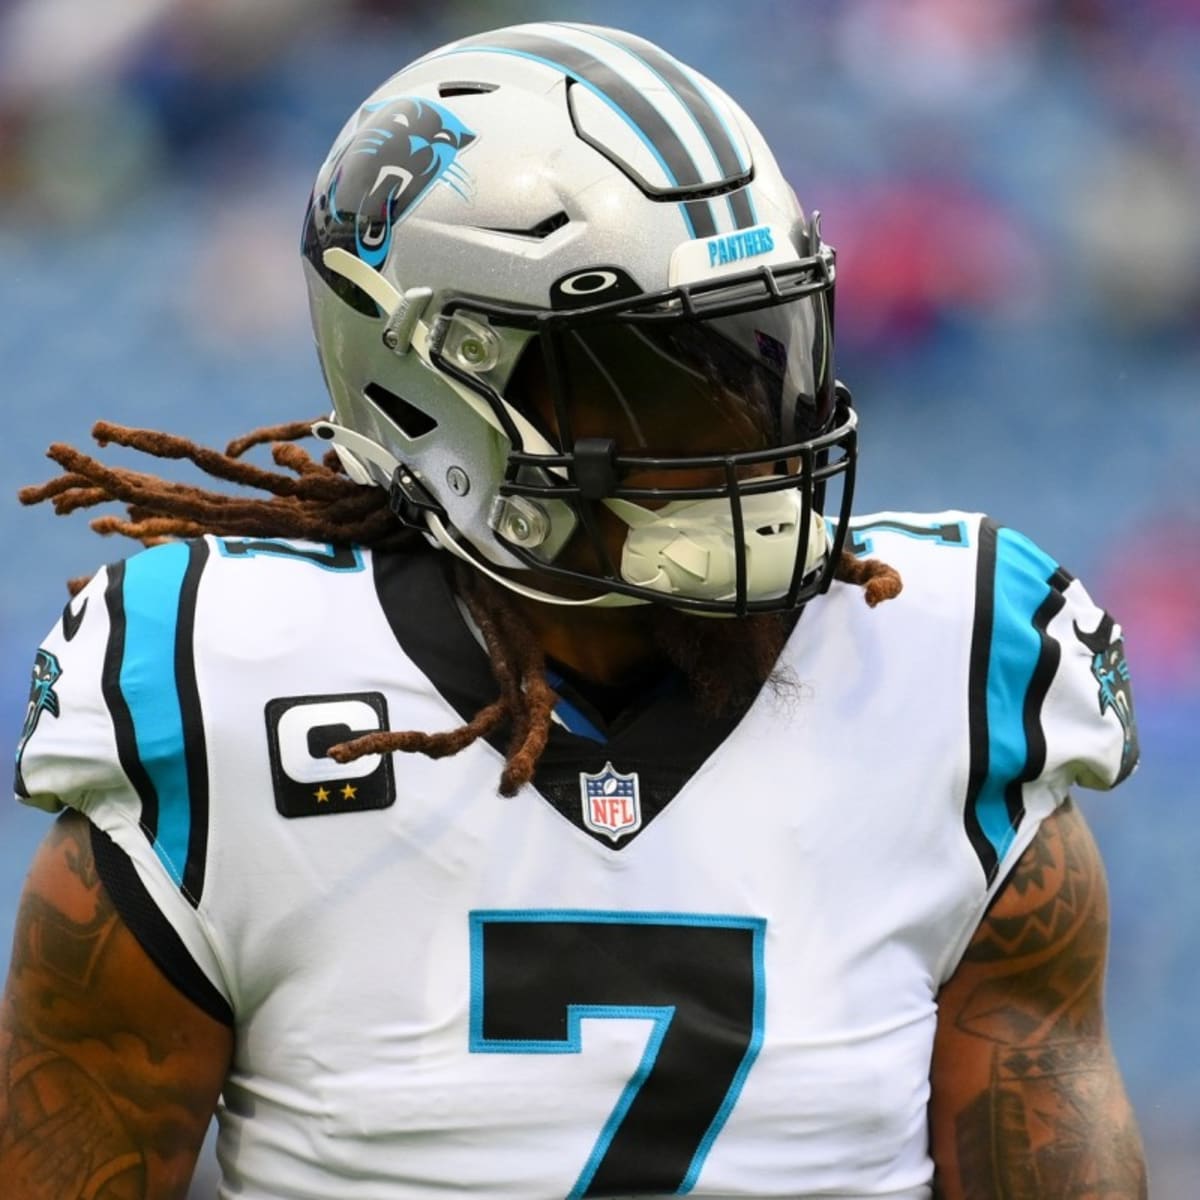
[265,692,396,818]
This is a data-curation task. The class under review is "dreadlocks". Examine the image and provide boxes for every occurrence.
[20,419,902,796]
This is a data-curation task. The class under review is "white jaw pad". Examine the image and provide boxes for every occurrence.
[607,488,828,602]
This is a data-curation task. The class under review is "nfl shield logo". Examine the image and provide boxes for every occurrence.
[579,762,642,843]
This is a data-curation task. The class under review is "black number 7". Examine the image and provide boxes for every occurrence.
[469,910,766,1197]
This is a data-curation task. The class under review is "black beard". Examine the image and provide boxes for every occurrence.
[646,606,800,719]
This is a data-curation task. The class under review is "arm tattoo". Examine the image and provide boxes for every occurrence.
[1,814,224,1199]
[0,1034,145,1199]
[937,802,1147,1199]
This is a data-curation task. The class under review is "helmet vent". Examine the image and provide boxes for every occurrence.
[438,81,499,97]
[364,382,438,439]
[482,211,570,240]
[527,210,569,238]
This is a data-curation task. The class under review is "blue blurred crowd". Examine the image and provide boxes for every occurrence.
[1,0,1197,1194]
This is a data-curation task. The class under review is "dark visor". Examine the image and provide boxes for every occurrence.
[505,289,834,458]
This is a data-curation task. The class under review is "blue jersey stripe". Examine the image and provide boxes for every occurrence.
[976,527,1059,863]
[118,543,192,887]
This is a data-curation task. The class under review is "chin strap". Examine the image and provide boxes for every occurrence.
[423,512,647,608]
[311,417,645,608]
[312,418,827,610]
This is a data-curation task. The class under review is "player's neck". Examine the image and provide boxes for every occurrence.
[514,596,666,687]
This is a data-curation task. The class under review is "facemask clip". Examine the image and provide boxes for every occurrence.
[573,438,619,500]
[490,495,552,548]
[389,466,445,528]
[382,287,434,355]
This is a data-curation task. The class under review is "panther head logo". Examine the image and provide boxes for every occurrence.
[14,648,62,797]
[303,95,476,303]
[1073,612,1138,783]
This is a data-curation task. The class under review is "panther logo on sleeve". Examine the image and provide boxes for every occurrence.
[1074,613,1138,782]
[14,648,62,796]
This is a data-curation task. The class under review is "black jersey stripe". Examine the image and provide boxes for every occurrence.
[176,539,211,906]
[1001,567,1070,830]
[584,25,757,228]
[963,519,1000,883]
[100,544,212,907]
[101,559,161,843]
[455,31,719,236]
[90,822,233,1026]
[965,522,1069,884]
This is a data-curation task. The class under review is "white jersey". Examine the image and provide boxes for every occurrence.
[14,512,1137,1200]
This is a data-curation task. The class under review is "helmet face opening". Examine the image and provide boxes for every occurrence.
[426,261,856,614]
[434,257,837,460]
[514,293,833,462]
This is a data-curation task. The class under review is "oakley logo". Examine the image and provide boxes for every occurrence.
[550,265,641,310]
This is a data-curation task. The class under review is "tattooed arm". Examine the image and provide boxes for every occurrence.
[929,800,1147,1199]
[0,811,232,1199]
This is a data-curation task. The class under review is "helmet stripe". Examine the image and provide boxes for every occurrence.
[540,24,725,181]
[568,24,758,230]
[433,31,720,237]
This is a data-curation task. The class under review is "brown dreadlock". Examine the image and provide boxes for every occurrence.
[20,419,902,796]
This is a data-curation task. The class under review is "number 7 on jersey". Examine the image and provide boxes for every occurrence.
[469,911,766,1197]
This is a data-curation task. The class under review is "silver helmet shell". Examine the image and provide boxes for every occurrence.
[301,22,856,614]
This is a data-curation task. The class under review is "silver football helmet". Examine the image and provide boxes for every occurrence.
[301,21,856,615]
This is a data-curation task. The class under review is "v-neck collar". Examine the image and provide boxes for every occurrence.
[543,659,681,743]
[373,550,758,849]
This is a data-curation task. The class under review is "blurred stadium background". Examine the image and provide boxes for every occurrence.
[1,0,1196,1195]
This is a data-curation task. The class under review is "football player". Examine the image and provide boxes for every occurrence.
[2,22,1146,1200]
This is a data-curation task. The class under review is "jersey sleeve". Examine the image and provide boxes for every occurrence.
[13,543,232,1013]
[964,518,1138,890]
[15,565,126,811]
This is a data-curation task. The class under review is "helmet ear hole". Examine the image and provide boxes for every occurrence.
[365,382,438,439]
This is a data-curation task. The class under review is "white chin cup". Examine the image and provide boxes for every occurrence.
[606,487,828,602]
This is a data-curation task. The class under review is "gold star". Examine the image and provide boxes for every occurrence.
[314,786,330,803]
[341,783,358,800]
